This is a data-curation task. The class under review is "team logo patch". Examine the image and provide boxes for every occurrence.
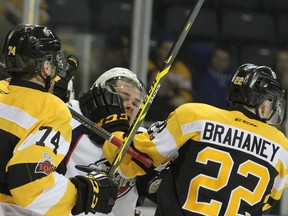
[35,152,55,175]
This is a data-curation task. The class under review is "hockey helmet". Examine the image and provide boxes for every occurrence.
[227,63,286,125]
[93,67,146,101]
[2,24,61,73]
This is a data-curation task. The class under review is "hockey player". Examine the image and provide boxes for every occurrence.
[65,67,147,216]
[93,64,288,215]
[0,24,118,216]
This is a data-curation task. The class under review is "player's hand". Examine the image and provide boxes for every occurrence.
[79,83,129,143]
[53,55,79,102]
[70,171,119,215]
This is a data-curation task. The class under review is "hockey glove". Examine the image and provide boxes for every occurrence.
[79,83,129,143]
[70,171,119,215]
[53,55,79,102]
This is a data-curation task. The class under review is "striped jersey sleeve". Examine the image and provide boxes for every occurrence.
[103,102,288,215]
[0,84,77,216]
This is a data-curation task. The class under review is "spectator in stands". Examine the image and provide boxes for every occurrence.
[273,48,288,135]
[145,33,194,122]
[274,49,288,90]
[88,32,132,93]
[103,31,131,70]
[192,38,235,109]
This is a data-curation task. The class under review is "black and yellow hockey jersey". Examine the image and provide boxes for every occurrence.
[0,79,76,216]
[103,103,288,216]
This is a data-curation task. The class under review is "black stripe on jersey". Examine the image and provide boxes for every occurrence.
[265,196,278,210]
[7,163,47,190]
[0,129,20,194]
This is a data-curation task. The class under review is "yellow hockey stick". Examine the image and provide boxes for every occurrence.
[108,0,205,177]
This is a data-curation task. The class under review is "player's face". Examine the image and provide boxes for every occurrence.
[212,49,231,73]
[259,99,274,120]
[113,80,141,125]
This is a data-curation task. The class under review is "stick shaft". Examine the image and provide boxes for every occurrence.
[68,105,153,168]
[107,0,205,177]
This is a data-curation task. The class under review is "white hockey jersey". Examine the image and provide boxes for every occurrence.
[65,100,138,216]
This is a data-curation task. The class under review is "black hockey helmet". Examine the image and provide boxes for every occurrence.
[2,24,61,74]
[227,63,286,125]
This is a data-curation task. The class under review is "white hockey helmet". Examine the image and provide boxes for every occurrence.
[92,67,146,100]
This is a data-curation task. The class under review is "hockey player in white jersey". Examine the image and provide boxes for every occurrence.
[65,67,147,216]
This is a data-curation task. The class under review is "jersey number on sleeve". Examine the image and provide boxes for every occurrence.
[182,147,269,216]
[36,126,60,154]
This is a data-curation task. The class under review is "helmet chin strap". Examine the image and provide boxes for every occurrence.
[37,70,51,91]
[44,75,51,91]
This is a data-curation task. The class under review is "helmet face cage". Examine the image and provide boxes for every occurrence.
[228,64,286,125]
[93,67,146,102]
[55,50,66,71]
[2,24,61,73]
[259,81,286,125]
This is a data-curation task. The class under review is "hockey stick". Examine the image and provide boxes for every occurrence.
[67,105,153,168]
[107,0,205,177]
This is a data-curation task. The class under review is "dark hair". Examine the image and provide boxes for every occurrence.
[213,38,234,56]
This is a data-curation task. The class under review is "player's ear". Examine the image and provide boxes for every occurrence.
[42,60,54,77]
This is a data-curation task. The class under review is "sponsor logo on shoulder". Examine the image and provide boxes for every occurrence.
[35,152,55,175]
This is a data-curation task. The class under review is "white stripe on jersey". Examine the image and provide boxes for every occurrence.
[181,119,203,135]
[26,172,69,215]
[273,174,287,191]
[16,128,70,156]
[0,102,38,129]
[153,127,179,159]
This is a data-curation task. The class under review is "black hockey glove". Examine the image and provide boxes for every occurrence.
[53,55,79,102]
[70,171,119,215]
[79,83,130,143]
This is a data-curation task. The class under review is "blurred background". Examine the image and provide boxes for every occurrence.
[0,0,288,215]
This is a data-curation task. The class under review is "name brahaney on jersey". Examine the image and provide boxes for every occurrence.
[182,120,284,165]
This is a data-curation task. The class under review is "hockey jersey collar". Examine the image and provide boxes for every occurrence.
[229,105,265,123]
[9,78,47,92]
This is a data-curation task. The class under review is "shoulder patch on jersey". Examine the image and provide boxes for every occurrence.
[35,152,55,175]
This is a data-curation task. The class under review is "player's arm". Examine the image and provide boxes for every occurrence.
[78,84,191,178]
[5,99,75,215]
[102,105,196,178]
[6,100,118,215]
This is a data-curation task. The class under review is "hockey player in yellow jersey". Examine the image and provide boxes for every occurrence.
[0,24,118,216]
[91,63,288,215]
